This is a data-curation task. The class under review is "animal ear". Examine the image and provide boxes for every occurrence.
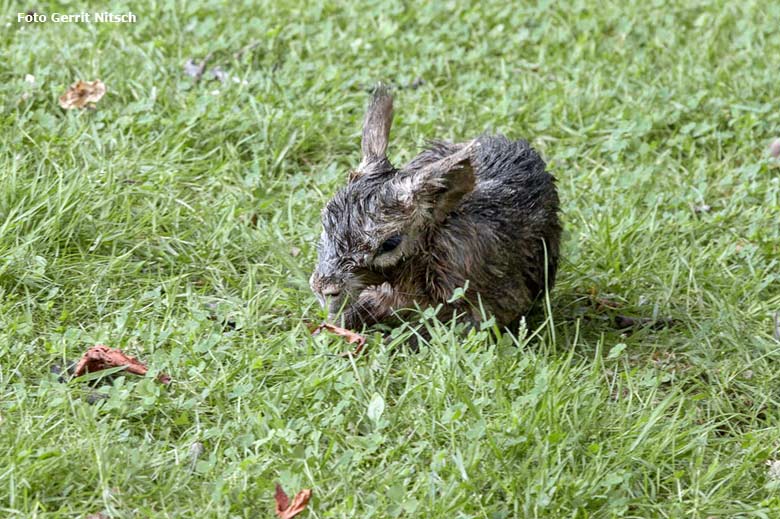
[352,84,394,181]
[405,142,477,222]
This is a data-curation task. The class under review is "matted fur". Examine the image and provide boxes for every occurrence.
[310,87,562,329]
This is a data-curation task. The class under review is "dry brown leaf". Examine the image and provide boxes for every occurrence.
[73,344,171,384]
[85,514,109,519]
[311,323,367,356]
[274,484,312,519]
[59,80,106,110]
[274,484,290,514]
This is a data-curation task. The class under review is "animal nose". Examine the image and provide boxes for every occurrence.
[321,286,341,298]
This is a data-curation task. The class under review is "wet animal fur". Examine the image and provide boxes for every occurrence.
[310,85,561,329]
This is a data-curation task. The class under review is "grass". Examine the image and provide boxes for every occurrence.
[1,0,780,517]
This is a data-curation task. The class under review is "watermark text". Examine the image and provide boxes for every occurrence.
[17,12,137,23]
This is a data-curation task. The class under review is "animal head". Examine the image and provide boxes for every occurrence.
[310,85,477,320]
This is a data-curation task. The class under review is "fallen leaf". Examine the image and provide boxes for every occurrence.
[274,484,312,519]
[311,323,367,356]
[86,513,109,519]
[58,80,106,110]
[72,344,171,384]
[275,484,290,514]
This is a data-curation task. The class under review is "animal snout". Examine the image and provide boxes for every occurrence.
[321,285,341,298]
[310,272,344,308]
[319,285,344,312]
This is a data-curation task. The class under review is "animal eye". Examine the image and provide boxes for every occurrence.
[378,235,402,254]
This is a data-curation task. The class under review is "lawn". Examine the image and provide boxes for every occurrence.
[2,0,780,517]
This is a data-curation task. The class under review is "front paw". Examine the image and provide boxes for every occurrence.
[340,282,395,328]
